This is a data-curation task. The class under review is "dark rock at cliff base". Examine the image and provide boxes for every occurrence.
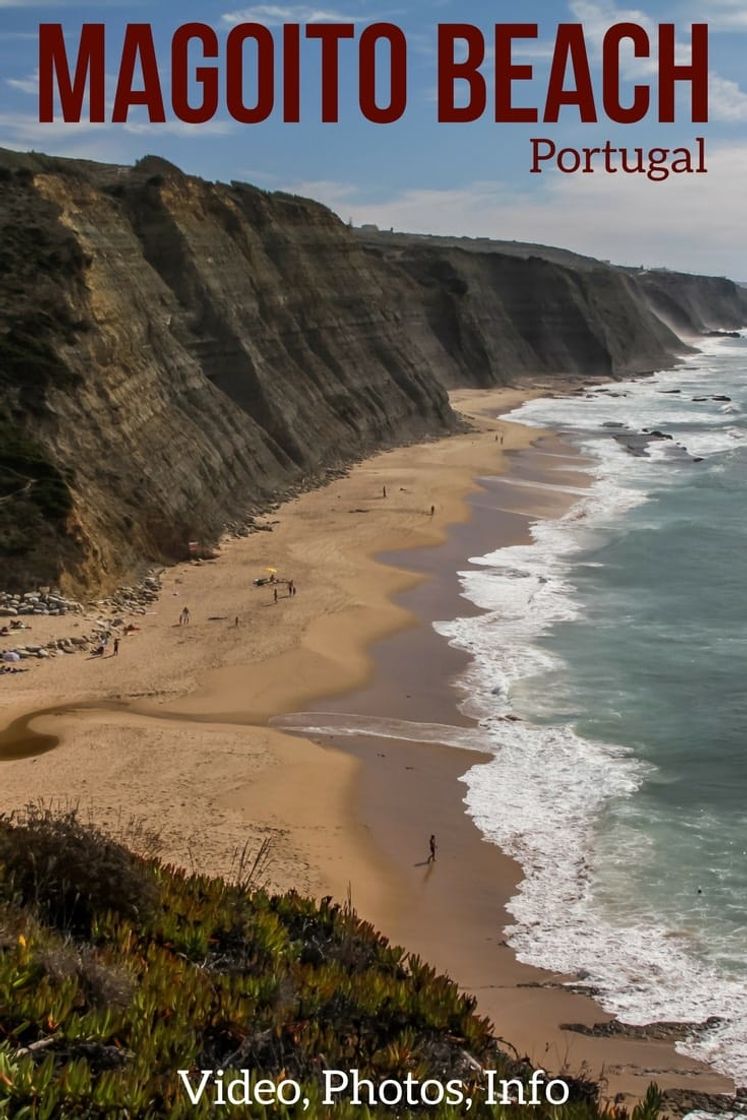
[661,1089,745,1118]
[561,1015,724,1042]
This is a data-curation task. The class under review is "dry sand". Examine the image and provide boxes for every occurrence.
[0,386,735,1107]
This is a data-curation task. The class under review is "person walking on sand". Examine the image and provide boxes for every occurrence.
[274,587,278,603]
[113,637,120,656]
[428,834,437,863]
[429,505,435,517]
[382,485,387,499]
[234,616,240,628]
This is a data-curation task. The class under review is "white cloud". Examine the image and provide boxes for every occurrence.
[688,0,747,31]
[708,74,747,121]
[6,74,38,96]
[282,141,747,278]
[569,0,747,123]
[0,112,112,142]
[282,178,359,203]
[0,112,235,150]
[569,0,655,47]
[123,120,235,136]
[221,5,366,25]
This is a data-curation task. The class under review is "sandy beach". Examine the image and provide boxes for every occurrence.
[0,385,735,1108]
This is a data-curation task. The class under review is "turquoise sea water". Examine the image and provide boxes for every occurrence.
[436,337,747,1082]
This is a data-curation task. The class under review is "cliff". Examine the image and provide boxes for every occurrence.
[356,230,747,387]
[0,152,454,594]
[1,151,745,595]
[627,269,747,336]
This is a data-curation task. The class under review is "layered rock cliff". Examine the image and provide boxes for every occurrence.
[0,152,454,593]
[1,150,745,594]
[356,230,747,387]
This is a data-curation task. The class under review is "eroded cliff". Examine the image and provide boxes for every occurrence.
[356,230,747,387]
[0,153,454,593]
[1,151,745,594]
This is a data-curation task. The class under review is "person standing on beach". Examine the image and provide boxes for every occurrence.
[428,834,437,863]
[429,505,435,517]
[113,637,120,656]
[274,587,278,604]
[382,485,387,499]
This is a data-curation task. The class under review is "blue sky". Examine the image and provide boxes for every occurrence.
[1,0,747,277]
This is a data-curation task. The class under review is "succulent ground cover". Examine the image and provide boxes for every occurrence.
[0,808,661,1119]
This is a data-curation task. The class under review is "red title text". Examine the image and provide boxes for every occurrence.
[38,22,709,126]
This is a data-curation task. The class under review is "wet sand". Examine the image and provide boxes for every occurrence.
[0,388,735,1107]
[248,438,735,1104]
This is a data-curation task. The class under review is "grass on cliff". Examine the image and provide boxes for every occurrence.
[0,808,663,1120]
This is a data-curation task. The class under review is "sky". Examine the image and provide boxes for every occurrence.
[0,0,746,278]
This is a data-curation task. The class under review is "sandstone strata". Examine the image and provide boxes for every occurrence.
[1,150,746,594]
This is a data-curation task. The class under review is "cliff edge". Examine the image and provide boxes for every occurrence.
[0,152,454,593]
[1,151,745,595]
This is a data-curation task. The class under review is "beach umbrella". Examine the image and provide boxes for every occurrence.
[2,651,20,663]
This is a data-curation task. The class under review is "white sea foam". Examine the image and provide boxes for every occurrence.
[433,351,747,1083]
[273,712,487,751]
[279,349,747,1082]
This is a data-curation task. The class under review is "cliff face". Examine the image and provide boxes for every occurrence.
[1,152,745,595]
[629,270,747,336]
[357,231,747,388]
[0,154,454,593]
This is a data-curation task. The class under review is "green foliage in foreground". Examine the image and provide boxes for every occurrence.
[0,808,661,1119]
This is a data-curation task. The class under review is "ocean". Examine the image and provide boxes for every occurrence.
[436,336,747,1084]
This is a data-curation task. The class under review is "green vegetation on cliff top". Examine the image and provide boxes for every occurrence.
[0,808,663,1120]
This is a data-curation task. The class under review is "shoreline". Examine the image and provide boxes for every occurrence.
[0,385,535,880]
[255,436,736,1107]
[0,385,736,1108]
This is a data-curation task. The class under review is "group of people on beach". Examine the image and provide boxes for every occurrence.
[381,484,436,518]
[92,632,120,658]
[273,578,296,603]
[176,573,298,620]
